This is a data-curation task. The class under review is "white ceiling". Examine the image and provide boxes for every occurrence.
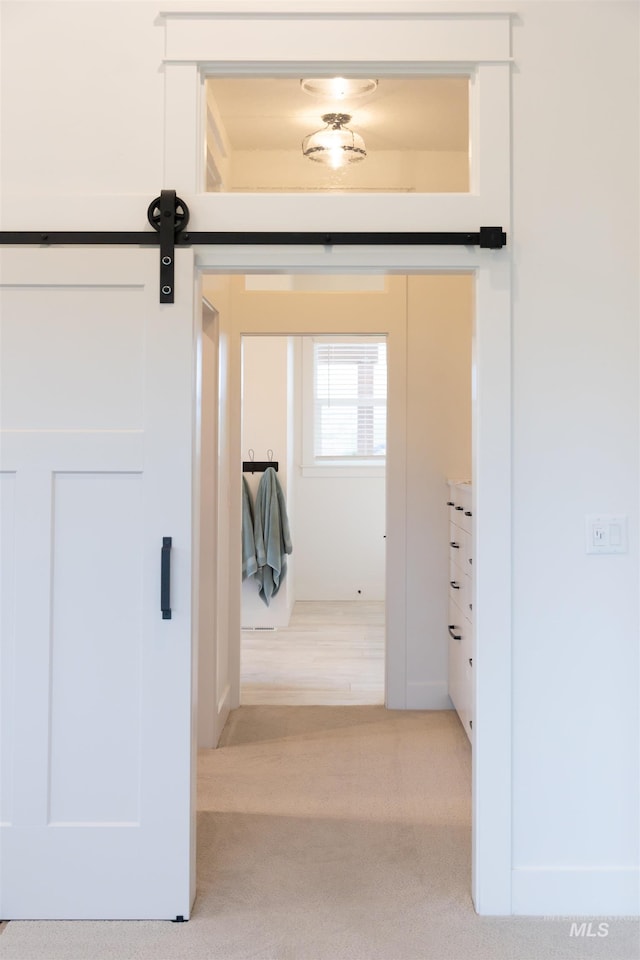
[207,77,469,152]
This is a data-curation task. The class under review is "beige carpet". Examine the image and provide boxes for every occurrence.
[0,706,638,960]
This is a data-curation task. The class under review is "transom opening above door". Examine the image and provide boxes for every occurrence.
[205,76,470,194]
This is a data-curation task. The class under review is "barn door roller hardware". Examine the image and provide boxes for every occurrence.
[0,190,507,304]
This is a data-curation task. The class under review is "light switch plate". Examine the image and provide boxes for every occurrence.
[585,515,628,555]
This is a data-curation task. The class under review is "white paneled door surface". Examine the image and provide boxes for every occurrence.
[0,247,196,919]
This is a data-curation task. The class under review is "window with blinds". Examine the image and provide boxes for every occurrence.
[313,339,387,460]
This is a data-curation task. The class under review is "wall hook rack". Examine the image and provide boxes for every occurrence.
[0,191,508,303]
[243,449,279,473]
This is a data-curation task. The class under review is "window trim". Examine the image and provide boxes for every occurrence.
[301,335,387,475]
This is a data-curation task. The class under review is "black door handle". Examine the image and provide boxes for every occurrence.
[450,580,460,590]
[448,624,461,640]
[450,541,460,549]
[161,537,172,620]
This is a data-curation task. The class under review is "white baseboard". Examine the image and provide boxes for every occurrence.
[404,681,452,710]
[512,867,640,917]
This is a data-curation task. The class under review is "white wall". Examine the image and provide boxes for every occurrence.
[293,471,386,601]
[508,1,639,913]
[1,0,638,918]
[0,3,166,206]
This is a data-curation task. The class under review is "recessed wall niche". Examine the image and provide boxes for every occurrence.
[205,76,470,194]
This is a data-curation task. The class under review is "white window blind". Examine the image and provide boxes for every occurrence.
[313,339,387,460]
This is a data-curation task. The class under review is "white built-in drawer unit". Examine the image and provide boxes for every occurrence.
[447,481,474,744]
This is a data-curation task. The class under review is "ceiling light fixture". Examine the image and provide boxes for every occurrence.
[300,77,378,100]
[302,113,366,168]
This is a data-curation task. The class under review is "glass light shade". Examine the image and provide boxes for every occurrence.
[302,114,366,169]
[300,78,378,100]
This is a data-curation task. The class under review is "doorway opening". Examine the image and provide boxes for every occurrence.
[196,270,473,736]
[240,328,388,707]
[195,265,475,917]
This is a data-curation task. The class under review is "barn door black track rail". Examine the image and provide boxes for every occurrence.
[0,190,507,304]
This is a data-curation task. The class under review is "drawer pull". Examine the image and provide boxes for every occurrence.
[455,505,464,511]
[446,501,455,506]
[468,557,473,565]
[469,720,473,730]
[448,624,461,640]
[469,603,473,611]
[468,657,473,666]
[449,580,460,590]
[450,541,460,549]
[464,510,472,517]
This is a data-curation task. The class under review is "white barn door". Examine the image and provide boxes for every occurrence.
[0,247,196,919]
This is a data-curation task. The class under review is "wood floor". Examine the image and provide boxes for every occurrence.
[240,600,385,705]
